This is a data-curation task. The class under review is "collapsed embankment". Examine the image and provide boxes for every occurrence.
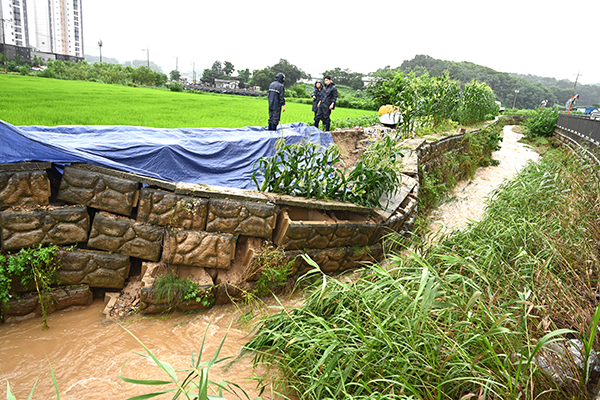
[0,120,509,321]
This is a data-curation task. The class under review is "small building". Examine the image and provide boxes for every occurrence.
[215,79,239,89]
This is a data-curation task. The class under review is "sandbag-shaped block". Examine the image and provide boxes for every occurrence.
[206,198,276,238]
[137,188,208,230]
[0,163,52,209]
[0,205,90,251]
[57,248,131,289]
[163,229,235,269]
[284,243,384,276]
[57,164,139,216]
[327,210,382,248]
[273,207,337,250]
[88,212,163,261]
[370,193,418,244]
[3,285,93,319]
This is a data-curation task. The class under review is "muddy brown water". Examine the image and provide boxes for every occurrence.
[0,125,539,400]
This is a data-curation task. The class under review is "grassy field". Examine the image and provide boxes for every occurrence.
[0,75,375,128]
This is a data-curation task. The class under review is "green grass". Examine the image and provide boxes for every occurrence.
[244,147,600,400]
[0,75,375,128]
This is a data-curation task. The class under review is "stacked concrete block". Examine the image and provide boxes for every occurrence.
[57,164,140,216]
[88,212,164,261]
[137,188,208,230]
[57,249,131,288]
[0,205,89,251]
[0,163,52,209]
[5,123,491,318]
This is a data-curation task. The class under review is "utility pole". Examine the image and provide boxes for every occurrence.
[98,39,103,63]
[141,48,149,69]
[192,61,195,83]
[1,18,9,73]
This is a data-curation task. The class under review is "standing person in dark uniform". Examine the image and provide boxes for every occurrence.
[312,79,323,126]
[314,75,337,131]
[267,73,286,131]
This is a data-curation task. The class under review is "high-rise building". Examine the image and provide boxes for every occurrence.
[0,0,29,47]
[0,0,83,58]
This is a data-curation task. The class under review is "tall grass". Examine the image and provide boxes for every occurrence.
[243,147,600,399]
[0,75,374,128]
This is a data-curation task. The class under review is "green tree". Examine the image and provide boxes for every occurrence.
[237,68,251,88]
[169,69,181,81]
[223,61,234,77]
[268,59,308,88]
[322,67,365,90]
[249,68,274,91]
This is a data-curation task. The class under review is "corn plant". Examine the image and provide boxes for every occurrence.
[455,79,497,124]
[252,134,403,208]
[252,138,346,200]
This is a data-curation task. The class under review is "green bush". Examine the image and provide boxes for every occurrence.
[287,83,310,98]
[168,81,184,92]
[0,244,62,329]
[522,106,560,137]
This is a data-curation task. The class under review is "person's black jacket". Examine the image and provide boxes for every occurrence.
[312,80,323,113]
[268,73,286,110]
[321,82,338,110]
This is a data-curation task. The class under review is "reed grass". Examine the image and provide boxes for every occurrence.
[0,75,374,128]
[243,147,600,399]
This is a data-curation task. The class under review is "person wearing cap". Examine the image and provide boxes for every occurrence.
[267,73,286,130]
[314,75,337,131]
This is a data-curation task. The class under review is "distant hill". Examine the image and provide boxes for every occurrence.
[398,55,600,109]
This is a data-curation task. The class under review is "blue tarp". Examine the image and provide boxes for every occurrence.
[0,120,333,190]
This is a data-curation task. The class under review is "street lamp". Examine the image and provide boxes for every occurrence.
[512,89,519,109]
[98,39,102,63]
[141,48,150,69]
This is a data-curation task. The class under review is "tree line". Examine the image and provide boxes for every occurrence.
[398,55,600,109]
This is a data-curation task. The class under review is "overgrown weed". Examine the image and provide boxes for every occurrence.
[243,146,600,399]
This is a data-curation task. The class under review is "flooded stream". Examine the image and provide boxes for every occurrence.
[0,125,539,400]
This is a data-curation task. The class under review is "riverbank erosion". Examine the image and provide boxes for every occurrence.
[0,119,507,321]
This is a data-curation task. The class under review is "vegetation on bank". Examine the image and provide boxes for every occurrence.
[244,145,600,400]
[397,55,600,110]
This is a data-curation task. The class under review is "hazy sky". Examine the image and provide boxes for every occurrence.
[82,0,599,85]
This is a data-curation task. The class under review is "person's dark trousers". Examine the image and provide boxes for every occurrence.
[316,105,332,131]
[268,108,281,130]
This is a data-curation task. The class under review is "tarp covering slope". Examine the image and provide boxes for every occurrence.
[0,120,333,190]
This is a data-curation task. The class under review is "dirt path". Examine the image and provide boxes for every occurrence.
[428,125,540,235]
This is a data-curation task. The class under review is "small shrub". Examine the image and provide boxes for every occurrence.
[523,106,560,137]
[168,81,184,92]
[247,243,295,297]
[153,274,214,308]
[0,244,62,329]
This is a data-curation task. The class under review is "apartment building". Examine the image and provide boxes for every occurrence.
[0,0,29,47]
[0,0,83,58]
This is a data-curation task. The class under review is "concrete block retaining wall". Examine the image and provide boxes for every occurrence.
[0,126,495,318]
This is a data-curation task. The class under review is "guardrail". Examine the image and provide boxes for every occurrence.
[556,114,600,145]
